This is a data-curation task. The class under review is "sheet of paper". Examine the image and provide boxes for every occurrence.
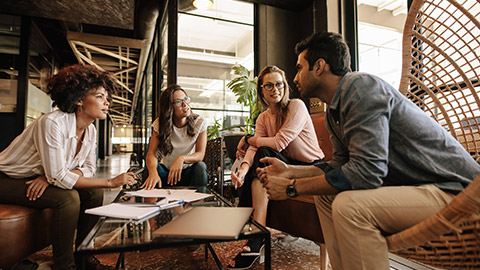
[231,157,243,174]
[125,189,214,203]
[85,203,160,220]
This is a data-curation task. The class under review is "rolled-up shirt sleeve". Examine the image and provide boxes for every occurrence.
[34,117,79,189]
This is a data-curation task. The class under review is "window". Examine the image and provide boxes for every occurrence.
[357,0,406,87]
[177,0,254,133]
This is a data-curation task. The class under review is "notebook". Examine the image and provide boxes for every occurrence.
[85,203,160,220]
[153,207,253,239]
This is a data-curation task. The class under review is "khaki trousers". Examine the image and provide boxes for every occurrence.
[315,184,455,270]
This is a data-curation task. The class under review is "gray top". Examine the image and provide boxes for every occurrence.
[323,72,480,192]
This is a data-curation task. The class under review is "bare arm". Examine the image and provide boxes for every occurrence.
[141,132,162,189]
[73,172,135,189]
[168,130,207,185]
[257,156,339,200]
[262,174,339,200]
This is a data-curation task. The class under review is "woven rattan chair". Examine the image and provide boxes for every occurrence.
[385,0,480,268]
[203,137,224,195]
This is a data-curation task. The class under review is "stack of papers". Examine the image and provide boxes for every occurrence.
[85,200,184,220]
[125,189,213,202]
[85,203,160,220]
[85,188,214,220]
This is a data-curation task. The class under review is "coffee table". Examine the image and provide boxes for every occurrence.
[75,187,271,269]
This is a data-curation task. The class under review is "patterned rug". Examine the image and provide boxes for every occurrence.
[29,233,326,269]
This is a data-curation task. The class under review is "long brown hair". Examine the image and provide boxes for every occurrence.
[257,65,291,131]
[156,84,198,158]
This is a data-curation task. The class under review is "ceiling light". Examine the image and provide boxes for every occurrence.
[193,0,213,9]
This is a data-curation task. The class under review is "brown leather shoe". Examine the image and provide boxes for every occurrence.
[84,255,113,270]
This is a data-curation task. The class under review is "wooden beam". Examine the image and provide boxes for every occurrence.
[73,41,138,65]
[110,108,131,118]
[112,94,133,103]
[68,31,145,49]
[68,40,85,64]
[111,99,132,106]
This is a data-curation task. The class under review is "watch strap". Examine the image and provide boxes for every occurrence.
[245,134,253,145]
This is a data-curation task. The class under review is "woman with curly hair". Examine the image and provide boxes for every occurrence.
[141,84,208,189]
[228,65,325,269]
[0,64,135,270]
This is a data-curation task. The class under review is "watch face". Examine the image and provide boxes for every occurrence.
[286,184,297,197]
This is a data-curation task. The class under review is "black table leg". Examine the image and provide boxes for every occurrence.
[207,243,225,270]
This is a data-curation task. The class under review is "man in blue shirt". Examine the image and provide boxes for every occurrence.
[257,32,480,270]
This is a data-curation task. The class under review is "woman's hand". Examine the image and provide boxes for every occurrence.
[168,156,184,186]
[231,163,249,189]
[110,172,135,187]
[141,173,162,190]
[26,175,49,201]
[236,136,249,159]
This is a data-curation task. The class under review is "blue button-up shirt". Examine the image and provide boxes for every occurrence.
[320,72,480,192]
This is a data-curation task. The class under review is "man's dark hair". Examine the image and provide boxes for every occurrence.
[46,64,118,113]
[295,32,351,76]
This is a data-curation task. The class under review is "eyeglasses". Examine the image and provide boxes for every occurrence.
[262,82,285,92]
[172,96,191,107]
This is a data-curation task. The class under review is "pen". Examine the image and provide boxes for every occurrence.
[234,168,239,189]
[159,200,185,210]
[118,203,159,207]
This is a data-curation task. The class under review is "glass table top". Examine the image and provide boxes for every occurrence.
[77,187,268,253]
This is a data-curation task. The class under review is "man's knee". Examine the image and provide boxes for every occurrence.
[331,192,366,222]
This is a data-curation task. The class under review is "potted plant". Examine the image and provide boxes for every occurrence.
[207,64,260,139]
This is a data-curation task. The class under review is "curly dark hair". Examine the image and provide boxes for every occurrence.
[46,64,119,113]
[156,84,199,159]
[295,32,351,76]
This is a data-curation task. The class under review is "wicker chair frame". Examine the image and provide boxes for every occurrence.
[204,137,224,194]
[386,0,480,268]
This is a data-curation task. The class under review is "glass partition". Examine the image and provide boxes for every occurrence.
[177,0,254,133]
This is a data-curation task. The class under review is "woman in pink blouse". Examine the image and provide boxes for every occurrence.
[229,65,324,269]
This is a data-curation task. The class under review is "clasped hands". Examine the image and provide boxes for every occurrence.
[256,157,293,200]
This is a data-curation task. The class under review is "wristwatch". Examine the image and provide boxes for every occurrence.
[245,134,253,145]
[286,179,299,198]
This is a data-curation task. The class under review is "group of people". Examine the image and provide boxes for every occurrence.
[0,31,479,270]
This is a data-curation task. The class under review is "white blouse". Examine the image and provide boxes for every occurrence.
[0,110,97,189]
[151,116,207,169]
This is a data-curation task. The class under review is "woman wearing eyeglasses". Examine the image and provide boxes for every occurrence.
[141,84,208,189]
[229,66,324,269]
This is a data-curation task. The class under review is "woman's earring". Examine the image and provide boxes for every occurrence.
[78,106,83,113]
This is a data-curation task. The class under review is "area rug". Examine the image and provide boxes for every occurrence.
[28,233,326,269]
